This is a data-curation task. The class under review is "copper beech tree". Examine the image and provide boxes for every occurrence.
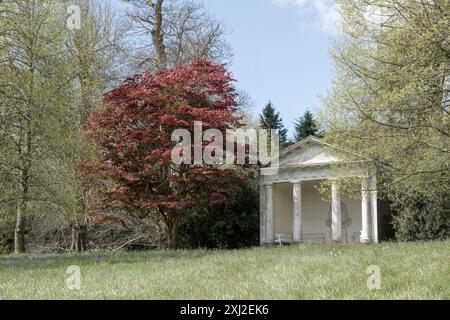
[85,60,244,249]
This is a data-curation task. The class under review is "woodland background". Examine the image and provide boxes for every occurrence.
[0,0,448,254]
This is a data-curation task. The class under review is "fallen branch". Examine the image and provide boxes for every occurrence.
[113,235,145,251]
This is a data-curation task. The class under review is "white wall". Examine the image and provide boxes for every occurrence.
[273,183,293,234]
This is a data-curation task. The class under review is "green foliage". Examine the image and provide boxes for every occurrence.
[179,174,259,249]
[391,190,450,242]
[0,0,123,252]
[259,101,289,147]
[321,0,450,240]
[0,210,15,254]
[0,0,82,252]
[294,110,322,142]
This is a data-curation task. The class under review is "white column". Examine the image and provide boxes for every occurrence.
[360,176,372,243]
[370,169,378,243]
[292,182,302,243]
[265,184,274,244]
[331,180,342,242]
[259,183,266,246]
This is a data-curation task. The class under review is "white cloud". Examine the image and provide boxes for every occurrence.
[272,0,341,34]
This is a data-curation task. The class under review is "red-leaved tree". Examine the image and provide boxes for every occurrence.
[85,60,244,249]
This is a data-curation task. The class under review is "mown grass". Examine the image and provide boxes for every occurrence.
[0,241,448,300]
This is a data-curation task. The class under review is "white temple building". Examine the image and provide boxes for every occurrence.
[259,136,381,245]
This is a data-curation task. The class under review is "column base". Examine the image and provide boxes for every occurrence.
[360,236,372,244]
[292,236,302,243]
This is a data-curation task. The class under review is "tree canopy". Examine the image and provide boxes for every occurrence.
[294,110,321,142]
[321,0,449,240]
[85,60,244,249]
[259,101,289,147]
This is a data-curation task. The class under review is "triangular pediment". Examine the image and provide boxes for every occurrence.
[279,136,363,167]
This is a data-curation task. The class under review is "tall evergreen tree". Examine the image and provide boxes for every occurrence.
[259,101,288,147]
[294,110,321,142]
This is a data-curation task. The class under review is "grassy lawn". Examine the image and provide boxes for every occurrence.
[0,241,448,300]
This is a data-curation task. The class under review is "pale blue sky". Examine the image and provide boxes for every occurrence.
[114,0,339,138]
[206,0,338,137]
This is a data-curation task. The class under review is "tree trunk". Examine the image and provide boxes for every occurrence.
[71,226,76,251]
[167,218,180,250]
[79,224,87,251]
[149,0,167,70]
[71,224,88,252]
[15,120,31,254]
[14,200,26,254]
[15,40,34,254]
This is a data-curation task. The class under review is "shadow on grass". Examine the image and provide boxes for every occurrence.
[1,241,442,272]
[0,249,218,271]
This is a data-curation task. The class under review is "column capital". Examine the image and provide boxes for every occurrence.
[361,167,371,179]
[361,175,370,192]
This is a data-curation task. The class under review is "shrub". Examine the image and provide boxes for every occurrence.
[179,174,259,249]
[392,192,449,241]
[0,211,15,254]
